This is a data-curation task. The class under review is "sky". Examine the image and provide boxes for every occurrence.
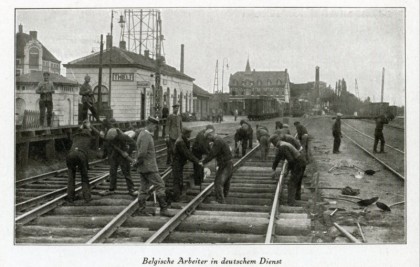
[16,8,405,106]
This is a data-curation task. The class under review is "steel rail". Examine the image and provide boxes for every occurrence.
[15,173,109,225]
[342,121,404,154]
[145,144,261,244]
[15,170,110,212]
[342,132,405,181]
[264,162,287,243]
[16,159,107,187]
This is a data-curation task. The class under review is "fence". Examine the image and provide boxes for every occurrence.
[20,110,57,129]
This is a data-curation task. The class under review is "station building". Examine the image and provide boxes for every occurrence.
[228,59,290,115]
[64,40,195,121]
[192,83,212,120]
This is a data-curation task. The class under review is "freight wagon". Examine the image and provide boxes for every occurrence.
[244,96,281,120]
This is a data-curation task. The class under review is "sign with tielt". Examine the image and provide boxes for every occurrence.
[112,73,134,81]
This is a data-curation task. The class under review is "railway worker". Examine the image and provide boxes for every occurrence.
[332,113,343,154]
[217,108,224,123]
[170,127,203,201]
[79,75,101,122]
[271,140,306,206]
[36,71,55,127]
[99,126,138,197]
[165,103,182,165]
[201,129,233,204]
[256,125,270,160]
[234,122,251,157]
[234,109,238,121]
[293,121,310,162]
[211,109,216,123]
[275,121,283,130]
[373,113,390,153]
[192,124,215,186]
[66,120,100,203]
[135,117,175,217]
[272,131,302,151]
[161,103,169,137]
[240,120,253,148]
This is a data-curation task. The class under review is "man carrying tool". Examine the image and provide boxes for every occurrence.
[165,103,182,165]
[332,113,343,154]
[256,125,270,160]
[99,124,138,197]
[134,117,175,217]
[373,113,391,153]
[171,127,203,202]
[201,129,233,204]
[66,120,101,203]
[79,75,101,122]
[192,125,215,186]
[272,140,307,206]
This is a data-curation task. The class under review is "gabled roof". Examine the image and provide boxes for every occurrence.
[16,71,78,85]
[16,32,60,63]
[64,47,194,82]
[193,83,212,97]
[229,70,289,87]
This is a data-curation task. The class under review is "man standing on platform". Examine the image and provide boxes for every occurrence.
[135,117,175,217]
[165,103,182,165]
[272,141,306,206]
[36,71,55,127]
[192,125,214,186]
[171,127,203,202]
[202,129,233,204]
[332,113,343,154]
[79,75,101,122]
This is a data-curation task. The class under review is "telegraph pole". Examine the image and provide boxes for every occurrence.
[97,34,103,115]
[381,67,385,103]
[108,11,114,108]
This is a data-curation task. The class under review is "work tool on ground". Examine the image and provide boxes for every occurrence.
[335,195,379,206]
[376,201,405,212]
[308,186,360,196]
[356,222,367,243]
[354,165,381,176]
[333,222,362,243]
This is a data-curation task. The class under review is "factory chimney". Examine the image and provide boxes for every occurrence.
[381,67,385,103]
[180,44,184,73]
[106,34,112,50]
[18,24,23,33]
[315,66,320,97]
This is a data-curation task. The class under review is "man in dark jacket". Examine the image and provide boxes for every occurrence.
[192,125,214,186]
[99,126,138,196]
[202,129,233,204]
[66,120,100,203]
[332,113,342,153]
[165,103,182,165]
[234,123,250,157]
[272,141,306,206]
[294,121,310,162]
[171,127,202,201]
[36,71,55,127]
[161,103,169,137]
[373,114,390,153]
[256,125,270,160]
[79,75,100,122]
[240,120,253,149]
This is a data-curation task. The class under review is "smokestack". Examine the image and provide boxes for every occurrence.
[119,40,126,50]
[381,67,385,103]
[180,44,184,73]
[315,66,320,97]
[106,34,112,50]
[29,31,37,40]
[144,50,150,59]
[18,24,23,33]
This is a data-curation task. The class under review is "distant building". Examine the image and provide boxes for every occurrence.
[15,24,61,76]
[16,71,79,126]
[193,84,212,120]
[227,59,290,114]
[64,39,194,121]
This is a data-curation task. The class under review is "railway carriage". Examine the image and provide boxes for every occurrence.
[243,96,282,120]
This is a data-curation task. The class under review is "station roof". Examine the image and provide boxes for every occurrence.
[64,47,194,82]
[16,71,79,85]
[193,83,212,98]
[16,32,61,63]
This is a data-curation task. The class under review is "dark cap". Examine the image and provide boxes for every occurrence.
[147,116,159,124]
[182,127,193,134]
[172,103,180,108]
[205,124,215,130]
[43,71,50,76]
[239,119,247,125]
[293,121,300,125]
[108,118,117,124]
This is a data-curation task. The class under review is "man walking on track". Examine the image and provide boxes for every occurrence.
[135,117,175,217]
[373,113,391,153]
[165,103,182,165]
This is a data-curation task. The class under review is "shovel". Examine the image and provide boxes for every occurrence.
[354,165,380,176]
[340,195,379,206]
[376,201,405,212]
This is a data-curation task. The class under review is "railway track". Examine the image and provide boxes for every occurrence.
[341,121,405,180]
[15,121,315,244]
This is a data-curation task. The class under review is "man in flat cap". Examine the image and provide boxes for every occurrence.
[79,75,101,122]
[36,71,55,127]
[293,121,310,162]
[135,117,174,217]
[256,125,270,160]
[165,103,182,165]
[332,113,343,154]
[170,127,203,202]
[192,124,215,186]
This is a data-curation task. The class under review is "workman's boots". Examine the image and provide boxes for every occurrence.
[158,194,175,217]
[81,182,92,202]
[380,143,385,153]
[287,184,298,206]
